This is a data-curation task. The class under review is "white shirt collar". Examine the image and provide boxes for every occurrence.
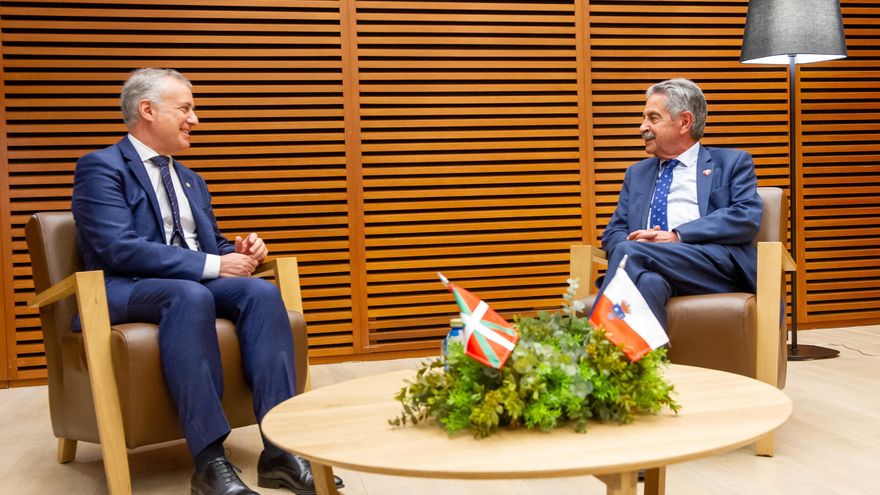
[127,134,166,164]
[665,141,700,169]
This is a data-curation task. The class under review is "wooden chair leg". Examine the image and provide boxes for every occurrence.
[57,438,77,463]
[75,271,132,495]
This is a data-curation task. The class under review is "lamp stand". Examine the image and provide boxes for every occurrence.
[785,54,839,362]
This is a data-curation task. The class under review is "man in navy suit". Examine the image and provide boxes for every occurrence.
[592,78,763,330]
[72,68,342,495]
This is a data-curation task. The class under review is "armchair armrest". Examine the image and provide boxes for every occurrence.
[755,241,795,387]
[253,257,304,314]
[754,241,795,457]
[27,272,78,309]
[27,270,131,494]
[253,256,311,392]
[569,245,607,301]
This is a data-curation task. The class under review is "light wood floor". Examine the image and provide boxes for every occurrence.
[1,325,878,495]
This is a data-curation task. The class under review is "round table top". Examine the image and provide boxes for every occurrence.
[261,364,792,479]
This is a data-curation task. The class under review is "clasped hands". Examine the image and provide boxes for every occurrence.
[219,232,269,277]
[627,226,680,243]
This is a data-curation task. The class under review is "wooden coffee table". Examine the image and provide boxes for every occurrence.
[261,364,792,495]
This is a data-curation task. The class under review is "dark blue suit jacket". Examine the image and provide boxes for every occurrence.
[601,145,763,291]
[72,137,235,320]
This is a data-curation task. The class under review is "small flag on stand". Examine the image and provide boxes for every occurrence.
[589,256,669,362]
[438,273,519,369]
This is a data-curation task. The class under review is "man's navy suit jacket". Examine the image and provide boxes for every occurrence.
[72,137,235,321]
[601,145,763,292]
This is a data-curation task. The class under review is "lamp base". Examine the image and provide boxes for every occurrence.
[787,344,839,361]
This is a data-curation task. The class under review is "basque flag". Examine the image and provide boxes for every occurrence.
[439,273,519,369]
[589,255,669,361]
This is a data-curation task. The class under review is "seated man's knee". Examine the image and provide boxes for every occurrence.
[236,277,284,306]
[174,280,215,309]
[633,271,672,299]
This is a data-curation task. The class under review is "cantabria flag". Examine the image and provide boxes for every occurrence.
[589,255,669,361]
[438,273,519,369]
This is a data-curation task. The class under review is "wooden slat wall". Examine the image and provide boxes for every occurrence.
[354,0,587,352]
[0,0,355,384]
[587,0,792,308]
[589,0,791,225]
[799,1,880,326]
[2,0,879,385]
[588,0,880,329]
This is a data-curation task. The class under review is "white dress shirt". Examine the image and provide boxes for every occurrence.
[127,134,220,279]
[646,141,701,231]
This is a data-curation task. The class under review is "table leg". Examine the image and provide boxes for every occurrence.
[644,466,666,495]
[596,471,638,495]
[310,461,337,495]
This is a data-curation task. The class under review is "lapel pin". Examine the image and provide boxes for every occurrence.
[702,169,712,176]
[185,182,192,188]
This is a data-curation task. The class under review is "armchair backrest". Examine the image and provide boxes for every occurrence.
[756,187,787,243]
[25,212,82,390]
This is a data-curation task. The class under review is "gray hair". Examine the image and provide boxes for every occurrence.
[646,78,707,140]
[120,68,191,128]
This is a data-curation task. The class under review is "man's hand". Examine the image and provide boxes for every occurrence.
[627,226,680,243]
[219,252,259,277]
[235,232,268,262]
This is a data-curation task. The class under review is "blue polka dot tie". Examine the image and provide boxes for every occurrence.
[152,156,190,249]
[649,159,680,231]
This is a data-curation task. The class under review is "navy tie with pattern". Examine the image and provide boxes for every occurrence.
[152,155,190,249]
[649,159,680,231]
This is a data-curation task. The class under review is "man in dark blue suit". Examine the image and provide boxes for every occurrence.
[72,68,342,495]
[592,78,763,330]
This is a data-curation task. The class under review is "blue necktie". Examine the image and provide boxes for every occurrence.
[152,156,190,249]
[649,159,679,231]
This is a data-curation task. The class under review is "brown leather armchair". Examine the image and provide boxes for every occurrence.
[25,212,311,495]
[570,187,795,456]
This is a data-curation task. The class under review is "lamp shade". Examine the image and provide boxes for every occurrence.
[740,0,847,64]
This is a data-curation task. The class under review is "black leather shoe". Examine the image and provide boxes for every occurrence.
[257,450,344,495]
[191,457,259,495]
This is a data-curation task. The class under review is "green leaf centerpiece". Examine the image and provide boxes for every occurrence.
[390,279,680,438]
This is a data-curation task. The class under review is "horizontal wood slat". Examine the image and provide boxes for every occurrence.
[354,0,583,348]
[797,1,880,328]
[2,0,879,385]
[0,0,354,383]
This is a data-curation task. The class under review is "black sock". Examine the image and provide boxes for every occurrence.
[194,438,226,472]
[260,430,286,459]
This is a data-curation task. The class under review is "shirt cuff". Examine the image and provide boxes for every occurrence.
[202,254,221,279]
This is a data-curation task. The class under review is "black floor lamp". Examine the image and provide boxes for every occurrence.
[740,0,847,361]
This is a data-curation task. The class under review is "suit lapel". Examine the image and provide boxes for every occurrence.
[696,145,714,217]
[633,157,661,230]
[118,137,167,241]
[174,160,217,254]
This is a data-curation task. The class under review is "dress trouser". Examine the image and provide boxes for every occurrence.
[123,276,297,457]
[591,240,744,330]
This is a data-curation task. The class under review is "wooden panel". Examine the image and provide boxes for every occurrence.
[3,0,880,384]
[798,1,880,326]
[0,22,10,385]
[588,0,880,328]
[588,0,789,233]
[0,0,354,383]
[354,0,586,351]
[586,0,796,323]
